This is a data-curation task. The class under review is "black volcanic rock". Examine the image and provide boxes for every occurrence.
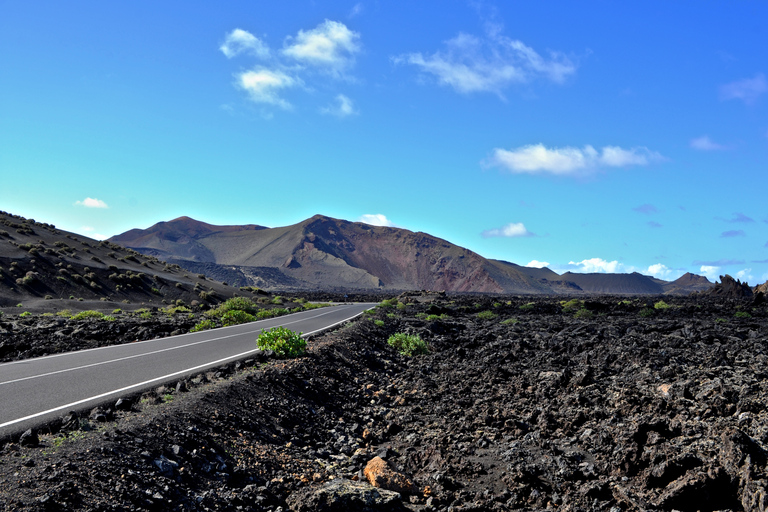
[706,274,753,298]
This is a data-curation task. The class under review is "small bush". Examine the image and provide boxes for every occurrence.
[654,300,671,310]
[734,311,752,319]
[574,308,593,319]
[396,302,407,311]
[519,302,535,311]
[19,311,32,317]
[257,327,306,358]
[71,310,107,321]
[190,319,216,332]
[222,309,256,326]
[374,319,385,327]
[387,332,429,356]
[561,299,583,313]
[379,298,399,308]
[477,310,497,321]
[501,318,519,325]
[640,308,655,317]
[425,313,449,321]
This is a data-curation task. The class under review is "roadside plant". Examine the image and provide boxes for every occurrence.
[222,309,256,326]
[257,327,306,358]
[477,310,497,321]
[387,332,429,356]
[190,319,216,332]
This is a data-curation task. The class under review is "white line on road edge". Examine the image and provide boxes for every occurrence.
[0,306,355,386]
[0,306,371,431]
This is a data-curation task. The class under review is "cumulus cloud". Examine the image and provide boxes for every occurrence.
[358,214,396,227]
[721,230,746,238]
[568,258,622,273]
[75,197,108,208]
[236,68,297,108]
[220,29,269,59]
[700,265,720,280]
[282,20,360,75]
[525,260,550,268]
[645,263,673,279]
[481,222,533,238]
[720,73,767,105]
[394,27,575,96]
[633,204,658,215]
[690,135,728,151]
[321,94,358,117]
[736,268,754,282]
[486,144,663,175]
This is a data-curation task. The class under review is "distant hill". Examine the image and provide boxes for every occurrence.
[0,211,240,309]
[110,214,713,295]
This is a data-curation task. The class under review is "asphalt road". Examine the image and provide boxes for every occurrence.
[0,303,375,441]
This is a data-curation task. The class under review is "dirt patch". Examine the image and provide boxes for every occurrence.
[1,294,767,511]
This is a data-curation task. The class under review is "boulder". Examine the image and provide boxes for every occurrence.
[363,456,417,495]
[286,478,405,512]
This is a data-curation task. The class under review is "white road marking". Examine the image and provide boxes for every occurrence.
[0,306,371,431]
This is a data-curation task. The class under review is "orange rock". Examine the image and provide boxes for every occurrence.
[363,456,416,495]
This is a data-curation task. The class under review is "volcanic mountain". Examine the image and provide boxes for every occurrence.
[110,215,712,295]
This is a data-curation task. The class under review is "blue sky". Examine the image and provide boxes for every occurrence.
[2,1,767,284]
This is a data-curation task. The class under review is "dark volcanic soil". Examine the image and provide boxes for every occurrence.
[2,293,768,511]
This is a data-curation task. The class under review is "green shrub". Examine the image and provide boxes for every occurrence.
[477,310,497,321]
[561,299,583,312]
[190,319,216,332]
[396,302,407,311]
[519,302,535,311]
[222,309,256,326]
[112,309,123,315]
[379,298,399,308]
[386,313,397,319]
[654,300,671,310]
[211,297,259,316]
[257,327,306,358]
[387,332,429,356]
[271,296,283,305]
[19,311,32,317]
[640,308,655,317]
[734,311,752,319]
[425,313,449,321]
[71,310,106,321]
[501,318,519,325]
[574,308,593,319]
[374,319,385,327]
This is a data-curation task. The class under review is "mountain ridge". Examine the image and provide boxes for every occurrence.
[110,215,714,295]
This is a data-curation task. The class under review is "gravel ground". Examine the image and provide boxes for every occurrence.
[1,293,767,511]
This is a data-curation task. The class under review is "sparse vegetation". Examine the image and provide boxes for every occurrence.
[387,332,430,356]
[190,319,216,332]
[477,310,497,321]
[256,327,306,358]
[654,300,671,310]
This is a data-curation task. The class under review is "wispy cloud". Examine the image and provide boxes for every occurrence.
[321,94,358,117]
[358,214,396,227]
[348,3,363,18]
[75,197,108,208]
[486,144,663,176]
[282,20,361,76]
[647,221,662,228]
[736,268,754,282]
[724,213,754,223]
[690,135,729,151]
[693,258,744,266]
[482,222,533,238]
[633,204,658,214]
[220,29,269,59]
[721,230,746,238]
[236,68,298,109]
[394,25,575,96]
[525,260,550,268]
[720,73,767,105]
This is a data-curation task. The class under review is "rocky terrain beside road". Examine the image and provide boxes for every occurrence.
[2,293,768,511]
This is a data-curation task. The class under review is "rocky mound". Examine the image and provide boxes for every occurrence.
[1,294,767,511]
[0,210,246,312]
[704,275,754,298]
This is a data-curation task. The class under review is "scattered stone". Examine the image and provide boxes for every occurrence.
[286,479,405,512]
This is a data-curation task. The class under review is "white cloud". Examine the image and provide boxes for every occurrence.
[321,94,358,117]
[736,268,754,282]
[358,214,395,227]
[395,28,575,96]
[81,226,94,232]
[700,265,721,280]
[482,222,533,238]
[282,20,360,75]
[349,3,363,17]
[568,258,622,273]
[645,263,672,279]
[486,143,663,175]
[75,197,108,208]
[236,68,297,108]
[526,260,550,268]
[690,135,728,151]
[720,73,767,105]
[220,29,269,59]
